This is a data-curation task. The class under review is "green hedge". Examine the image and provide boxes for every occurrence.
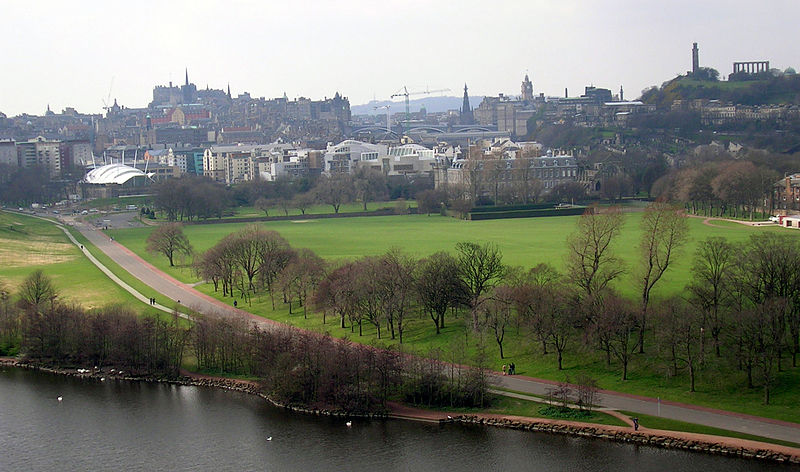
[470,203,556,213]
[468,207,586,220]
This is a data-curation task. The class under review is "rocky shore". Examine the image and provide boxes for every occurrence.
[443,415,800,465]
[3,358,798,465]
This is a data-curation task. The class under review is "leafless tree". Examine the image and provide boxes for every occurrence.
[315,174,354,214]
[688,237,734,358]
[635,202,688,353]
[597,293,639,380]
[565,206,625,299]
[146,223,193,267]
[18,270,58,310]
[416,252,469,334]
[655,297,703,392]
[456,241,505,329]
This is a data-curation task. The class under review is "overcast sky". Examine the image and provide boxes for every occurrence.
[2,0,798,116]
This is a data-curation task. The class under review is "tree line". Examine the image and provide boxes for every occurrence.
[0,270,491,412]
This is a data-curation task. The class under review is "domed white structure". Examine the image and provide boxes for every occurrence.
[84,163,149,185]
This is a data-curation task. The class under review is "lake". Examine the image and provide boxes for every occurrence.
[0,367,786,471]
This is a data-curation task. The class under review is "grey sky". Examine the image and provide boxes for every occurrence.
[2,0,798,116]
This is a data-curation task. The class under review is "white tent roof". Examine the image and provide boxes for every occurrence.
[84,163,147,185]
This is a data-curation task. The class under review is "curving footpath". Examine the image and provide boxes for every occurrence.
[60,215,800,445]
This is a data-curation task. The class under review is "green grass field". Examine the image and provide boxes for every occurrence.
[0,211,169,318]
[104,212,800,424]
[107,212,786,298]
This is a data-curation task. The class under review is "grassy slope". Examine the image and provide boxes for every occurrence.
[0,212,139,309]
[107,213,800,422]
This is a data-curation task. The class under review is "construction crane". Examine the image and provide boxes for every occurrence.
[101,76,115,113]
[390,86,450,132]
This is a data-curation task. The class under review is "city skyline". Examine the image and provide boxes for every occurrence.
[2,0,799,116]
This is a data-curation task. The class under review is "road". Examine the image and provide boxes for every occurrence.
[58,214,800,444]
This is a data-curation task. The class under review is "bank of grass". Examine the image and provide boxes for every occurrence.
[0,212,139,310]
[619,411,800,449]
[107,212,800,422]
[229,200,416,219]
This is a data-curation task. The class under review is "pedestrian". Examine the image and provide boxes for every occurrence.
[502,364,507,375]
[632,417,639,431]
[510,362,515,375]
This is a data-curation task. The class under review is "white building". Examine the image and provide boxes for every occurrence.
[16,136,61,176]
[322,140,388,175]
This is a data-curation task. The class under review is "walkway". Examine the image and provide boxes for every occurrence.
[57,214,800,444]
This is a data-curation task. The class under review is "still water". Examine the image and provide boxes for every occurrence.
[0,367,786,471]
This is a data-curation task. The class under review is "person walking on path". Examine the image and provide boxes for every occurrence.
[633,417,639,431]
[502,364,507,376]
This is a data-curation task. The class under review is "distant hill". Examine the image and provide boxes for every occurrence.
[641,74,800,108]
[352,96,485,116]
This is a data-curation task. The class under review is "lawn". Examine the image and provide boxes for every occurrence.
[106,212,800,423]
[108,212,786,299]
[0,210,166,316]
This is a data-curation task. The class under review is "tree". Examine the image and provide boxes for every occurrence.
[688,237,734,357]
[598,293,639,380]
[315,174,354,214]
[353,167,388,211]
[376,250,416,342]
[635,202,688,353]
[416,189,447,216]
[416,252,469,334]
[293,192,315,215]
[565,206,625,299]
[146,223,193,267]
[254,197,272,216]
[655,297,703,392]
[550,181,586,203]
[456,241,505,329]
[18,270,58,310]
[278,249,326,318]
[480,285,515,359]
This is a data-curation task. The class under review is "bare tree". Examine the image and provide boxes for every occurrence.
[146,223,193,267]
[598,293,639,380]
[655,297,703,392]
[688,237,733,357]
[456,241,505,329]
[254,197,272,216]
[565,206,625,299]
[416,252,468,334]
[635,202,688,353]
[353,167,388,211]
[17,270,58,310]
[315,174,354,214]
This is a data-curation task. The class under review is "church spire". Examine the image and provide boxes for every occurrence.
[460,83,474,125]
[227,82,231,99]
[185,68,189,86]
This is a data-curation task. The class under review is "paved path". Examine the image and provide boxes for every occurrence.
[59,215,800,444]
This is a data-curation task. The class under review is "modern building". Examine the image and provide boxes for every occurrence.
[16,136,62,176]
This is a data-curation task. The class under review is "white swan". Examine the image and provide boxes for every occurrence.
[266,437,272,441]
[345,421,352,427]
[57,396,63,402]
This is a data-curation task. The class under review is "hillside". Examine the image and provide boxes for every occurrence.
[641,74,800,108]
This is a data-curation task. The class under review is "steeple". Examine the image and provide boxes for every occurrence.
[460,83,474,125]
[185,68,189,86]
[227,82,231,99]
